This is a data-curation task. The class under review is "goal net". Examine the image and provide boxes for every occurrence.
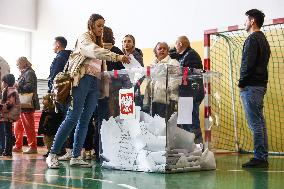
[206,18,284,154]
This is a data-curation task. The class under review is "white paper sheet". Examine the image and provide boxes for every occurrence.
[177,97,193,124]
[123,54,142,69]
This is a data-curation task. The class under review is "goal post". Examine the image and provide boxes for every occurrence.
[203,17,284,154]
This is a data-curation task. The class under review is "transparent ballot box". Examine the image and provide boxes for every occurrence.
[99,65,220,173]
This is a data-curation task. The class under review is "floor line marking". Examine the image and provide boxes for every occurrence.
[84,178,114,183]
[0,176,81,189]
[41,173,114,183]
[60,176,82,179]
[40,172,138,188]
[262,171,284,173]
[117,183,139,189]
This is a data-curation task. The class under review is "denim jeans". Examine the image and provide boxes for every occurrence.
[50,75,100,157]
[240,86,268,160]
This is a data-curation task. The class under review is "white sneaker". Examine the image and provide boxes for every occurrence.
[70,156,92,168]
[46,154,59,169]
[58,151,72,161]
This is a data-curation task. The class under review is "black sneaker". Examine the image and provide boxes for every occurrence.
[242,158,269,168]
[2,152,12,158]
[43,151,50,158]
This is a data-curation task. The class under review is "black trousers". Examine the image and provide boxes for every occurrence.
[1,121,13,156]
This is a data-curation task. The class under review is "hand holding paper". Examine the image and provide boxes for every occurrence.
[121,55,130,64]
[122,54,142,69]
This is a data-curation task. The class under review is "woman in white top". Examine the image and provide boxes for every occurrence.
[152,42,179,66]
[46,13,129,169]
[144,42,179,118]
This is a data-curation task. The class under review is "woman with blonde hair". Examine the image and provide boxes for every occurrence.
[46,13,130,169]
[13,56,40,154]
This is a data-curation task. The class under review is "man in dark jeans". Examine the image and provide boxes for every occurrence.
[169,36,204,144]
[41,36,71,157]
[239,9,270,168]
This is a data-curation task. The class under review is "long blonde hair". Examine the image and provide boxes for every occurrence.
[17,57,32,69]
[87,13,104,47]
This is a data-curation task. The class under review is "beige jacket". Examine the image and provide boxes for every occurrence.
[67,32,123,88]
[152,55,179,66]
[143,56,181,106]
